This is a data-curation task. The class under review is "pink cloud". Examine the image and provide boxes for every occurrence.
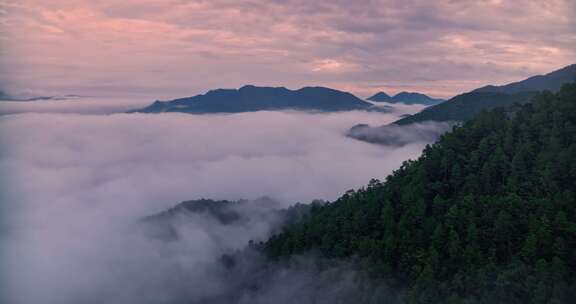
[1,0,574,99]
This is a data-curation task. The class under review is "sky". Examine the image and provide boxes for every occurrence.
[1,0,575,100]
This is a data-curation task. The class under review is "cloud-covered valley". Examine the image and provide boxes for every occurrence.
[0,109,443,303]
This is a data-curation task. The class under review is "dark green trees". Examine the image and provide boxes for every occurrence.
[263,84,576,303]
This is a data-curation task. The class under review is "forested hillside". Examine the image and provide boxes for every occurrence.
[263,84,576,303]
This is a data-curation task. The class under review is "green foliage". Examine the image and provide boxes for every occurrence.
[263,84,576,303]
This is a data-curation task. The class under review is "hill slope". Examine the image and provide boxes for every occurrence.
[394,91,536,125]
[474,64,576,94]
[394,64,576,125]
[132,85,374,113]
[367,91,392,102]
[263,84,576,303]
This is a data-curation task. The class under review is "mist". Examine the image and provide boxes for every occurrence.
[347,121,453,147]
[0,96,154,115]
[0,109,441,303]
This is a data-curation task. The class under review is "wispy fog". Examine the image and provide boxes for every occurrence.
[0,109,440,303]
[348,121,453,147]
[364,100,429,114]
[0,96,153,115]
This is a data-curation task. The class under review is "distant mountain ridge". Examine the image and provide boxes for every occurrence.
[394,91,537,125]
[131,85,377,114]
[348,64,576,146]
[367,91,443,105]
[473,64,576,94]
[367,92,392,101]
[393,63,576,125]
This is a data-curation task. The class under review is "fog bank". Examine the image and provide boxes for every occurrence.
[1,109,438,303]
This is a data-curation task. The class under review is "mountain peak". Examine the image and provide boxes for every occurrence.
[239,84,290,91]
[367,92,391,101]
[393,91,426,98]
[368,90,442,105]
[239,84,257,90]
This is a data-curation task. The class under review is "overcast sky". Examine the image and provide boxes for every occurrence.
[1,0,575,99]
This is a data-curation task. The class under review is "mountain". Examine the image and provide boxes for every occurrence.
[131,85,375,114]
[391,91,444,105]
[367,91,392,102]
[394,64,576,125]
[394,91,536,125]
[473,64,576,94]
[262,84,576,303]
[367,91,443,105]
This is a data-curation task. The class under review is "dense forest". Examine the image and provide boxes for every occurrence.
[262,83,576,303]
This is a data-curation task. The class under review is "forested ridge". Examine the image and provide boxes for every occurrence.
[263,84,576,303]
[393,63,575,125]
[394,91,536,125]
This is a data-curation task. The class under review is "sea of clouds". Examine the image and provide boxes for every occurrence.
[0,101,444,303]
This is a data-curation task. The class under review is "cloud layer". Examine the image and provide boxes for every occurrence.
[0,110,425,206]
[0,109,443,303]
[0,96,151,115]
[2,0,575,98]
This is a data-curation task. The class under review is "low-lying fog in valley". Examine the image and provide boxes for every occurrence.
[0,96,157,115]
[0,99,445,303]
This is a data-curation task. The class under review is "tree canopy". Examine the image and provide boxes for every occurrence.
[263,83,576,303]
